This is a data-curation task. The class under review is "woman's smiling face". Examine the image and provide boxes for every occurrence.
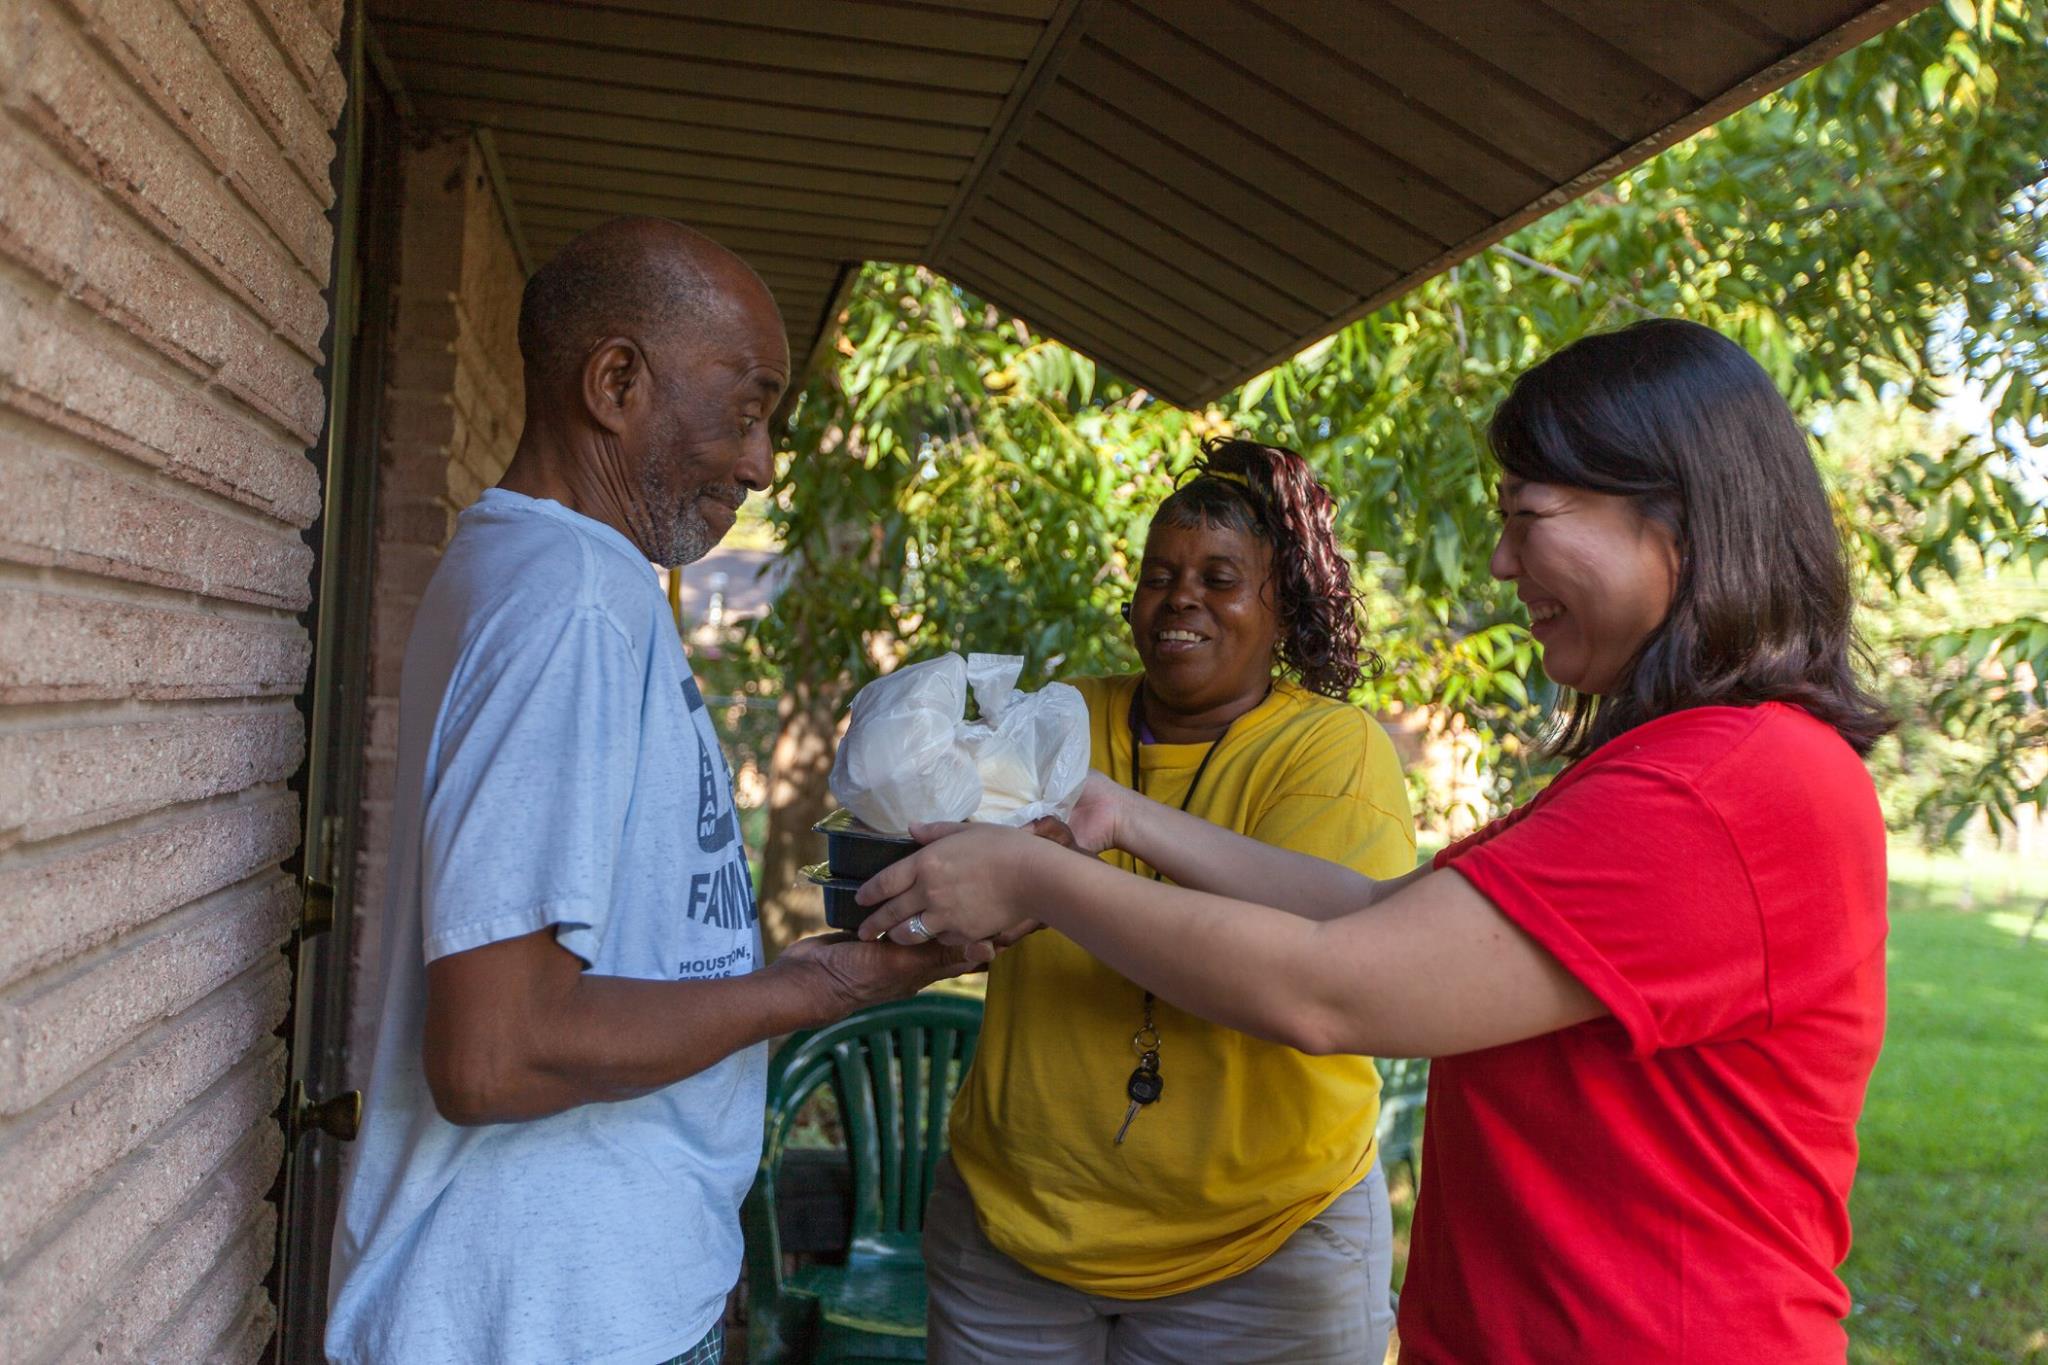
[1130,518,1281,720]
[1489,475,1682,695]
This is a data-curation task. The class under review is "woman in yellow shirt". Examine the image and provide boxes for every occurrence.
[927,439,1414,1363]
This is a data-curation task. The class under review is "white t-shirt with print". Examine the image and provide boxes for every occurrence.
[327,489,763,1365]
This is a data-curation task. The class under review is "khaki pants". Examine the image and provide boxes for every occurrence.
[923,1157,1395,1364]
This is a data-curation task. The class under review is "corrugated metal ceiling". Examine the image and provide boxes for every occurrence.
[369,0,1932,406]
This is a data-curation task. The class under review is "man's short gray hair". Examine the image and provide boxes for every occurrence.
[516,217,730,393]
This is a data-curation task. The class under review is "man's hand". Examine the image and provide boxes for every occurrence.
[773,931,992,1027]
[1024,814,1079,850]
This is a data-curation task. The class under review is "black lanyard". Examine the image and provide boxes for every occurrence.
[1120,684,1261,1048]
[1123,687,1233,868]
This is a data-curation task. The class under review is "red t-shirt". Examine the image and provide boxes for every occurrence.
[1398,702,1887,1364]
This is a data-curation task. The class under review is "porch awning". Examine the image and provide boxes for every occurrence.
[368,0,1931,407]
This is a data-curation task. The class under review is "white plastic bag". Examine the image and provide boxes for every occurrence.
[828,654,981,835]
[828,652,1090,835]
[959,654,1090,826]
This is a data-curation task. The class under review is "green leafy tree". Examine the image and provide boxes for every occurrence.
[751,0,2048,944]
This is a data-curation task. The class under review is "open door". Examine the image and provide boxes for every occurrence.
[270,9,400,1357]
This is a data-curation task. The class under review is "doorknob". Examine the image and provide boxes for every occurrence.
[291,1080,362,1143]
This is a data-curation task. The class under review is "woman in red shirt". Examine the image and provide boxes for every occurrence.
[858,319,1893,1363]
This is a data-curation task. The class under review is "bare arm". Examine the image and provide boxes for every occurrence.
[859,827,1600,1059]
[424,929,986,1125]
[1040,771,1418,920]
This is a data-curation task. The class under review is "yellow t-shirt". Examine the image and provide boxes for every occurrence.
[946,673,1416,1298]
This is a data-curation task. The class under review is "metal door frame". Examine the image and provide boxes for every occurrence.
[271,6,400,1354]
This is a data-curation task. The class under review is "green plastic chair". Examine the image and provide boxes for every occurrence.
[1374,1056,1428,1317]
[1374,1056,1428,1182]
[742,994,983,1364]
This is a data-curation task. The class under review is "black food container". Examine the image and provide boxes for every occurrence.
[812,808,919,881]
[801,862,873,931]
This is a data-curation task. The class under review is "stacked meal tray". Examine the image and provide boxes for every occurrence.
[803,809,919,930]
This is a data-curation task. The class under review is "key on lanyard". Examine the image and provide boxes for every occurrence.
[1115,1050,1163,1144]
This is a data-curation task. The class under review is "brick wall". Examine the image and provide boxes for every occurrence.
[348,130,526,1079]
[0,0,343,1359]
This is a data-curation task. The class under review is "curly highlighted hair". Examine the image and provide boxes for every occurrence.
[1152,437,1371,699]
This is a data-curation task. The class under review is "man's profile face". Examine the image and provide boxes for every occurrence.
[631,293,788,569]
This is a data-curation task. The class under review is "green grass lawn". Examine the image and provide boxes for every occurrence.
[1383,845,2048,1363]
[1844,848,2048,1364]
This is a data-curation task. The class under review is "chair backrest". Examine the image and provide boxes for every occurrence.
[763,994,983,1249]
[1374,1056,1429,1173]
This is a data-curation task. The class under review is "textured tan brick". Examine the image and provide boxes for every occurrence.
[0,966,286,1266]
[141,1254,271,1365]
[449,337,494,429]
[0,1052,279,1350]
[378,435,458,505]
[357,793,391,861]
[0,120,94,294]
[221,1286,279,1365]
[71,0,332,279]
[0,430,70,572]
[372,541,441,604]
[4,1100,281,1362]
[371,597,421,675]
[104,234,325,440]
[71,198,218,386]
[55,1179,277,1365]
[0,873,294,1112]
[365,695,399,752]
[387,331,462,396]
[369,627,406,696]
[0,274,323,525]
[379,495,455,551]
[445,454,486,512]
[381,389,457,457]
[377,461,455,517]
[0,423,315,609]
[353,846,385,913]
[358,750,397,808]
[347,866,388,1085]
[391,294,463,350]
[0,586,311,704]
[0,0,338,1348]
[0,703,303,845]
[189,0,336,203]
[393,138,469,294]
[245,0,344,119]
[216,304,327,441]
[8,1,328,351]
[79,212,328,440]
[456,431,513,497]
[0,791,298,988]
[0,125,327,442]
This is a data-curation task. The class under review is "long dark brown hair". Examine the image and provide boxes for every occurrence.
[1488,318,1893,758]
[1152,437,1371,699]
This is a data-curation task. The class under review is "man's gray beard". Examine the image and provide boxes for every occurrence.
[658,503,716,569]
[642,464,716,569]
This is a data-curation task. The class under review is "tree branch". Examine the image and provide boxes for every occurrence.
[1487,245,1660,319]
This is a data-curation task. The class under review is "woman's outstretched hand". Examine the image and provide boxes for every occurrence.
[1062,770,1128,855]
[855,823,1052,946]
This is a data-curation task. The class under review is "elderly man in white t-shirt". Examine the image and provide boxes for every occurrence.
[326,217,985,1365]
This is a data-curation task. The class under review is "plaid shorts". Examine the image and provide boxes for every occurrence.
[655,1323,723,1365]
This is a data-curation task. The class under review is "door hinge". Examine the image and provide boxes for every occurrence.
[301,813,343,937]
